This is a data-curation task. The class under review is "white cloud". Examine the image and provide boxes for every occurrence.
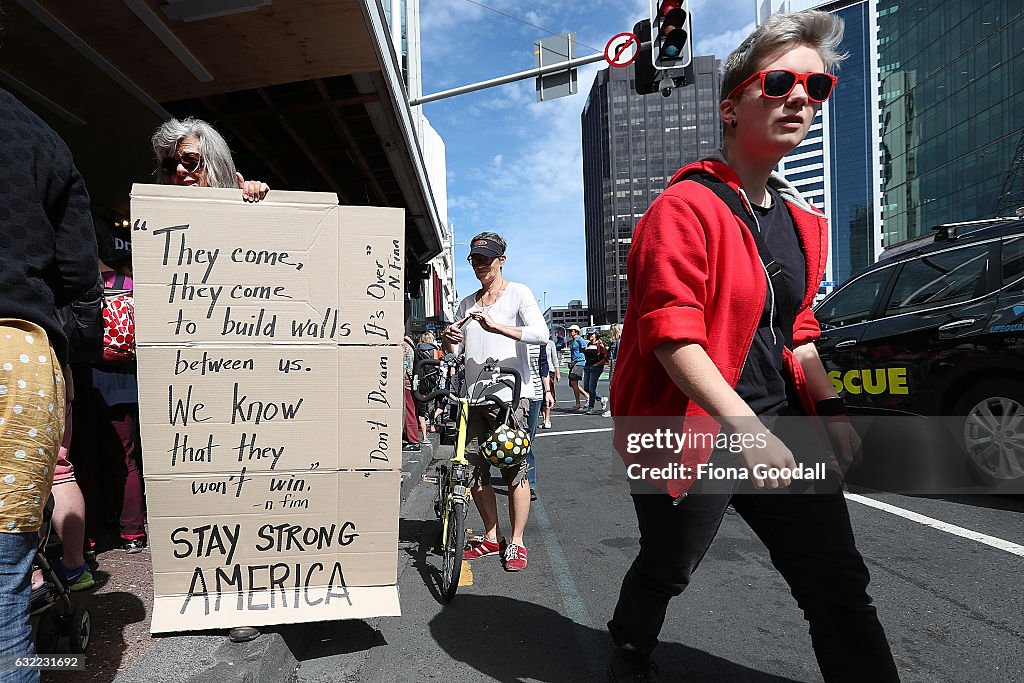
[695,22,756,60]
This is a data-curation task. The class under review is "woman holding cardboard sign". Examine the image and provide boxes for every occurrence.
[145,118,269,644]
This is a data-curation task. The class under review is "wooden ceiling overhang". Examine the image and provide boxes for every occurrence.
[0,0,443,262]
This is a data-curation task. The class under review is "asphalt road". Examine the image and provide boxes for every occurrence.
[295,379,1024,683]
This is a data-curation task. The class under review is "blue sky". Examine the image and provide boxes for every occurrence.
[418,0,756,312]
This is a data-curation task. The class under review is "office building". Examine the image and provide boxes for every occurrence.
[758,0,883,287]
[384,0,457,322]
[877,0,1024,243]
[544,300,591,337]
[581,56,722,325]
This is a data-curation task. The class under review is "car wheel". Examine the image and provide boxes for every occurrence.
[955,380,1024,485]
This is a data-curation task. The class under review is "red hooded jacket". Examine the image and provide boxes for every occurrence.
[609,154,829,496]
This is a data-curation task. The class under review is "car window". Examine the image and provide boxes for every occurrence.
[815,267,892,327]
[886,244,989,313]
[1001,236,1024,289]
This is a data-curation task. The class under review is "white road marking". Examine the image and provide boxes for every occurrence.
[536,427,614,438]
[846,493,1024,558]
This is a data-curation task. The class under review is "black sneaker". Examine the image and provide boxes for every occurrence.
[122,537,147,553]
[403,443,422,452]
[608,650,659,682]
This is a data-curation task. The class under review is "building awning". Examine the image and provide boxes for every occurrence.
[0,0,443,263]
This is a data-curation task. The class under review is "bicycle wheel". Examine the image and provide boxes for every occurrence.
[440,498,467,602]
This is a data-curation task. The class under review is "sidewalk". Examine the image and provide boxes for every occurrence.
[37,438,434,683]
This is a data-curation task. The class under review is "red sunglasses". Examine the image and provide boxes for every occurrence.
[728,69,838,103]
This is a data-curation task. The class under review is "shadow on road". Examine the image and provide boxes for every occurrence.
[39,582,146,682]
[399,516,446,604]
[427,594,806,683]
[279,618,385,663]
[910,494,1024,513]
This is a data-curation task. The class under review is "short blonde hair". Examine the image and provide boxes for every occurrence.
[720,10,847,102]
[420,331,436,344]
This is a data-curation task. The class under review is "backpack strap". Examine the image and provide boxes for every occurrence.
[688,173,798,346]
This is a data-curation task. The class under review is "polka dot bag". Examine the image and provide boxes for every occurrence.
[101,272,135,364]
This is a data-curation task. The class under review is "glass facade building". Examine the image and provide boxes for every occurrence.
[764,0,881,288]
[827,1,876,282]
[878,0,1024,244]
[581,57,722,324]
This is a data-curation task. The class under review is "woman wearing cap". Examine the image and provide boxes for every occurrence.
[607,11,898,681]
[443,232,548,572]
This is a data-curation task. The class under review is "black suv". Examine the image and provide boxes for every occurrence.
[814,216,1024,488]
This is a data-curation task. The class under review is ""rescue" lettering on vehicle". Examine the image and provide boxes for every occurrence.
[828,368,909,395]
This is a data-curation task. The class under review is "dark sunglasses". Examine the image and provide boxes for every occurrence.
[160,152,204,175]
[728,69,838,103]
[467,254,498,265]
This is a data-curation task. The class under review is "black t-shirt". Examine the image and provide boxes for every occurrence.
[733,187,807,417]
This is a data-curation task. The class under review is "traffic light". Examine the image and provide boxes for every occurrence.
[652,0,692,70]
[632,19,658,96]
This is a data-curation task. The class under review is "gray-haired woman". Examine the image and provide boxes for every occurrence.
[151,116,268,201]
[607,10,899,682]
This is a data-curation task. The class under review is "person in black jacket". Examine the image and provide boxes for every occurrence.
[0,87,97,679]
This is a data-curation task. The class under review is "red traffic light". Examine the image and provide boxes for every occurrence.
[658,0,682,15]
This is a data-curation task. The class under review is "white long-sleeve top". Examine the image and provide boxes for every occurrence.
[454,281,549,403]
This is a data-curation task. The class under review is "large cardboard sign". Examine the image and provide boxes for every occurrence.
[130,185,404,633]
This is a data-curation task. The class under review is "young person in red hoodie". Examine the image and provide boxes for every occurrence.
[606,11,899,682]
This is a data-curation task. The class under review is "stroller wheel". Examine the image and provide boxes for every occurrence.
[68,608,91,653]
[36,609,61,654]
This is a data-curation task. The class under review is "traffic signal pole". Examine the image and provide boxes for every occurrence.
[409,42,651,106]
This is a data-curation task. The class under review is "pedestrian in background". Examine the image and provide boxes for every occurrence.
[583,330,610,416]
[607,11,899,682]
[565,325,589,411]
[402,335,421,453]
[416,331,442,436]
[541,337,561,429]
[0,87,98,681]
[608,323,622,384]
[524,343,553,501]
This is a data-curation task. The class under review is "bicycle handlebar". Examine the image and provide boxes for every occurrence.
[412,357,523,408]
[412,358,446,403]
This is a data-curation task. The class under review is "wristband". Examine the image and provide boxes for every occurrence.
[815,396,846,417]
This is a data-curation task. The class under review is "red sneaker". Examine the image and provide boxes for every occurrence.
[503,543,528,571]
[463,537,503,560]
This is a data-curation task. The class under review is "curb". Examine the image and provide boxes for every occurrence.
[113,437,437,683]
[114,632,298,683]
[401,435,436,501]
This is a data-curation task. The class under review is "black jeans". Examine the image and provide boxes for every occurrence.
[608,487,900,682]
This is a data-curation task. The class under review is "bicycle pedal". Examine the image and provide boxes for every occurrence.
[422,476,438,483]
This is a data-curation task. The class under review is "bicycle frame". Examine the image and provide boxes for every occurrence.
[441,394,472,539]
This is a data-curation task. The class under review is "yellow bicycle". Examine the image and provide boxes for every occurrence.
[413,355,522,602]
